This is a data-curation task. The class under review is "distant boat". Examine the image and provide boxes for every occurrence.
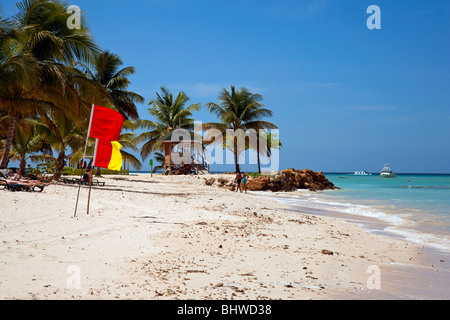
[353,170,372,176]
[380,164,396,178]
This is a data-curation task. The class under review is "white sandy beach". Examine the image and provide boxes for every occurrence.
[0,174,448,300]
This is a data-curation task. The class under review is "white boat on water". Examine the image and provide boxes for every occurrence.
[353,170,372,175]
[380,164,396,178]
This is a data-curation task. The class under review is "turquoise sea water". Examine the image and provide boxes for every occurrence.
[277,173,450,253]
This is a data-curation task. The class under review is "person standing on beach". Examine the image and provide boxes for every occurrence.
[242,173,249,193]
[82,168,92,185]
[235,172,242,193]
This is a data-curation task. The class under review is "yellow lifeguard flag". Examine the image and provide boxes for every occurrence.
[94,139,123,171]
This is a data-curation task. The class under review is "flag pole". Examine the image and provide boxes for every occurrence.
[74,104,95,218]
[86,139,99,215]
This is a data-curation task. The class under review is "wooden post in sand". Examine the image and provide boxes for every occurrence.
[86,168,93,215]
[86,139,99,215]
[74,105,94,218]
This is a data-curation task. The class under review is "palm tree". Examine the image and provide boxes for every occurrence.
[15,0,99,65]
[68,120,143,173]
[0,0,100,168]
[117,120,142,171]
[0,12,39,168]
[35,112,86,180]
[205,86,277,173]
[255,131,282,174]
[86,51,144,120]
[151,151,165,173]
[9,122,53,175]
[135,87,200,161]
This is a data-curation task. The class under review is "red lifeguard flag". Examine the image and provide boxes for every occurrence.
[88,105,124,142]
[94,139,123,171]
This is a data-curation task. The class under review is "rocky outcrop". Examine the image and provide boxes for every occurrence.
[246,169,338,192]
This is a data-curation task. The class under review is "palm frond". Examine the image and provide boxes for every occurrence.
[120,150,142,171]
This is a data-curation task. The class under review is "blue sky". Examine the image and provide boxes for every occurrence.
[2,0,450,173]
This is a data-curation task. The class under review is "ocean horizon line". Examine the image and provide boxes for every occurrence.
[129,170,450,175]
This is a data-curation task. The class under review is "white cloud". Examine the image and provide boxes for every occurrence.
[191,83,224,97]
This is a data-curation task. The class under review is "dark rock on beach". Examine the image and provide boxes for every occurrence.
[246,169,339,192]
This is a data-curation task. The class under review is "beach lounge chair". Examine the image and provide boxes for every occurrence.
[77,178,88,185]
[29,183,47,192]
[0,169,8,179]
[1,170,25,191]
[1,171,48,192]
[92,179,106,186]
[0,179,29,192]
[0,170,8,189]
[63,177,84,185]
[71,178,82,184]
[64,177,105,186]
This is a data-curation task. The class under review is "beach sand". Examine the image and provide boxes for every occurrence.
[0,174,448,300]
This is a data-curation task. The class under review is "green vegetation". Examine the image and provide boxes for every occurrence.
[205,86,278,173]
[0,1,279,178]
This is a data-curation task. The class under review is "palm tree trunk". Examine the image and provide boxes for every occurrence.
[234,137,239,173]
[0,113,17,168]
[19,157,26,175]
[257,133,261,174]
[257,149,261,174]
[53,150,66,181]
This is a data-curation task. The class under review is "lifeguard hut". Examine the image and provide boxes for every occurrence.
[158,128,209,175]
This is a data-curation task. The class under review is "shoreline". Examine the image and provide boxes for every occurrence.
[258,190,450,252]
[250,190,450,299]
[0,174,448,299]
